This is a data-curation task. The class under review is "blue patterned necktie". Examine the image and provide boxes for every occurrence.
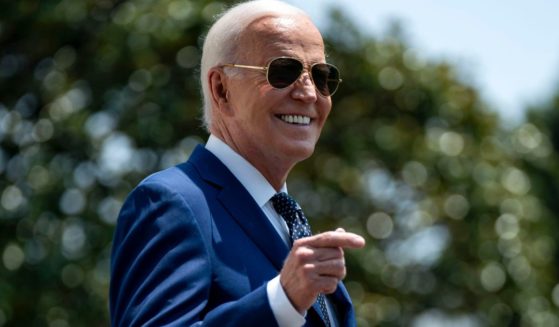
[271,192,331,327]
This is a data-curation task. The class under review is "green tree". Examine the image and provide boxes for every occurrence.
[1,1,558,326]
[1,0,219,325]
[298,9,559,327]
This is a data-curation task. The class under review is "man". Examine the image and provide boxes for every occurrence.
[110,0,365,326]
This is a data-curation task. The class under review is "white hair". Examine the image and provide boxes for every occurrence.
[200,0,309,131]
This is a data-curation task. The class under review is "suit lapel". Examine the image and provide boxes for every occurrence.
[189,145,354,325]
[329,282,354,325]
[188,145,289,271]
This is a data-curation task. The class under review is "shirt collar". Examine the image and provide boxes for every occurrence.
[205,134,287,207]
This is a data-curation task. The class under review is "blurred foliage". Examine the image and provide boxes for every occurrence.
[1,0,559,326]
[295,9,559,326]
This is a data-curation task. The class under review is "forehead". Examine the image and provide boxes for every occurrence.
[238,15,325,63]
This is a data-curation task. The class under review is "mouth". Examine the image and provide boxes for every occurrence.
[277,114,312,126]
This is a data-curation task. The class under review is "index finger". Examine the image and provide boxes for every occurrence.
[297,231,366,249]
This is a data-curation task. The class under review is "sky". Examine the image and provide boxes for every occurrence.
[285,0,559,126]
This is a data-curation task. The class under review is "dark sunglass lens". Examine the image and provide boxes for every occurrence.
[267,58,303,88]
[312,63,340,96]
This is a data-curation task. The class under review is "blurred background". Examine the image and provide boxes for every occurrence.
[1,0,559,326]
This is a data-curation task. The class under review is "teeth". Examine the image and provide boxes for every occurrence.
[280,115,311,125]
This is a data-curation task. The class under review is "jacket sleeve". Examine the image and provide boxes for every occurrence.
[109,181,279,327]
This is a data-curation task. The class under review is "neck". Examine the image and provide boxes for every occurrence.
[249,159,293,192]
[210,131,295,191]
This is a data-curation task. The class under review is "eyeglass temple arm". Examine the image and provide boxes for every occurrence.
[222,64,267,71]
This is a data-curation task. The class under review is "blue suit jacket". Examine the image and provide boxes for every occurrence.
[110,145,356,326]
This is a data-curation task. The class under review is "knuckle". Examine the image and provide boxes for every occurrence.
[339,260,347,277]
[321,280,338,294]
[340,267,347,279]
[294,247,314,261]
[302,263,316,274]
[324,231,337,240]
[338,258,346,269]
[320,231,335,240]
[329,258,344,269]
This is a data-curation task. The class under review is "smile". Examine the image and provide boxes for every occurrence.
[278,114,311,125]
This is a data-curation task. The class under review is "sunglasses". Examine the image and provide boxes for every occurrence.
[222,57,342,97]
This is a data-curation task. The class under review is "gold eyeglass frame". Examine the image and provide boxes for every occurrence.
[222,57,343,96]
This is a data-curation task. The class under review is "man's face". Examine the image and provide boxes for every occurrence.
[217,15,332,175]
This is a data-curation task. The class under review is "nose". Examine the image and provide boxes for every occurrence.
[291,70,318,102]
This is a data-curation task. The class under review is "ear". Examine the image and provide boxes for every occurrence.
[208,68,230,111]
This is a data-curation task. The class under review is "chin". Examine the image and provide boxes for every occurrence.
[284,143,316,162]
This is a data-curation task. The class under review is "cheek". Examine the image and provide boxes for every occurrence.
[242,100,275,128]
[318,101,332,123]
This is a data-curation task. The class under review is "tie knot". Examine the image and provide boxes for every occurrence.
[271,192,312,240]
[271,192,299,222]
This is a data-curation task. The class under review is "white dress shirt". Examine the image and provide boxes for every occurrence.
[205,135,337,327]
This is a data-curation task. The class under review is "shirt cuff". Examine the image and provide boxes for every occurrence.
[266,275,306,327]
